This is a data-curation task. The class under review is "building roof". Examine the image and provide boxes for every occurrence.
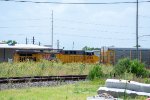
[0,44,52,49]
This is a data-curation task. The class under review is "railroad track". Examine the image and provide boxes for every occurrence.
[0,75,87,84]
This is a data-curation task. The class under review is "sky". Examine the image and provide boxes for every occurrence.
[0,0,150,50]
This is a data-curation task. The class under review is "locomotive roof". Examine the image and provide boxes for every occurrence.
[107,47,150,51]
[15,50,41,54]
[60,50,95,52]
[61,50,84,51]
[0,44,52,50]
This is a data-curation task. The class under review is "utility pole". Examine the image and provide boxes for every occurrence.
[39,42,41,46]
[33,36,35,44]
[57,40,59,49]
[26,37,28,44]
[52,10,53,48]
[136,0,139,60]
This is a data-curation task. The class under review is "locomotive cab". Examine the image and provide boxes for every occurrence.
[13,50,42,62]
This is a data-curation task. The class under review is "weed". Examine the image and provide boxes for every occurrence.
[88,64,103,80]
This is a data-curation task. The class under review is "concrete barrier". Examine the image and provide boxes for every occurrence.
[98,87,150,98]
[105,79,150,93]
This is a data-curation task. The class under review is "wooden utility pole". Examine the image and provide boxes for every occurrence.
[136,0,139,60]
[52,10,53,48]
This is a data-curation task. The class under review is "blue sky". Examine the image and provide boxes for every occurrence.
[0,0,150,49]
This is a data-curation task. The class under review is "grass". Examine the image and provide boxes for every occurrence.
[0,79,147,100]
[0,79,105,100]
[0,60,149,100]
[0,60,111,77]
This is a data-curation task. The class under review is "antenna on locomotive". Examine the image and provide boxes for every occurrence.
[57,40,59,49]
[72,41,74,50]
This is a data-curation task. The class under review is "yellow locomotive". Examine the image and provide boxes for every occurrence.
[56,50,99,63]
[13,50,43,62]
[13,49,100,63]
[13,47,150,66]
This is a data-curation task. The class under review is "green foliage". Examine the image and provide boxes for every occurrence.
[114,58,149,77]
[144,78,150,84]
[0,80,105,100]
[6,40,17,45]
[88,65,103,80]
[0,60,99,77]
[114,58,131,75]
[79,64,86,75]
[130,60,149,77]
[82,46,100,51]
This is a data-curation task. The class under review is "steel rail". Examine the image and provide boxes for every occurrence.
[0,75,87,84]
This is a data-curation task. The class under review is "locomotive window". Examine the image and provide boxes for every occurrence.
[40,50,43,52]
[86,52,90,55]
[92,52,94,55]
[78,51,84,55]
[86,52,94,55]
[70,51,76,54]
[51,54,55,57]
[65,51,69,54]
[73,51,76,54]
[20,54,32,56]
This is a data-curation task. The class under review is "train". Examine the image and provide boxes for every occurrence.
[13,49,100,63]
[56,50,99,63]
[13,47,150,66]
[1,43,150,66]
[100,47,150,66]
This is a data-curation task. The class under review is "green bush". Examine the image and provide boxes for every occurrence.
[88,65,103,80]
[130,60,149,77]
[114,58,131,75]
[114,58,149,77]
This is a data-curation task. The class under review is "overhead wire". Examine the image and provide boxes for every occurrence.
[139,15,150,19]
[54,33,135,41]
[1,0,150,43]
[0,24,136,35]
[1,0,150,4]
[0,17,132,28]
[1,16,150,29]
[0,0,138,4]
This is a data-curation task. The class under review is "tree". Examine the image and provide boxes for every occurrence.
[82,46,100,51]
[6,40,17,45]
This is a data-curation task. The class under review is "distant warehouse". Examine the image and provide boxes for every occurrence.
[101,47,150,66]
[0,44,53,62]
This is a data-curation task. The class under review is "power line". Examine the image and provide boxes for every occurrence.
[54,33,134,41]
[54,18,131,28]
[0,17,132,28]
[0,18,49,21]
[0,26,47,28]
[0,0,138,4]
[5,32,147,42]
[54,25,135,35]
[1,0,150,5]
[1,0,150,4]
[139,15,150,19]
[0,25,135,35]
[142,0,150,3]
[1,16,150,29]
